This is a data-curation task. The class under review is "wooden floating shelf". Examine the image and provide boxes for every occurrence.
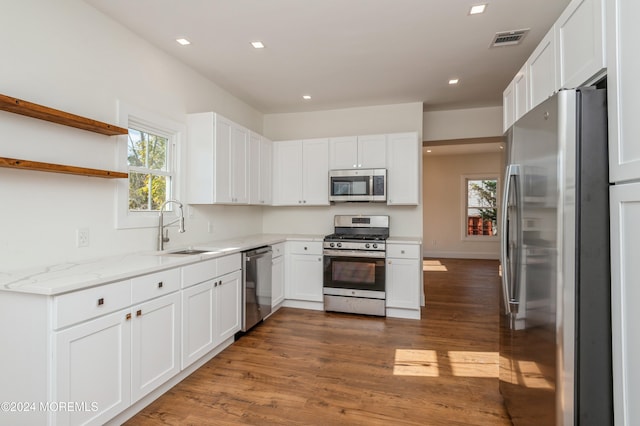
[0,157,128,179]
[0,93,128,136]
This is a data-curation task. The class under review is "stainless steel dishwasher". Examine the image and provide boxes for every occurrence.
[241,246,273,332]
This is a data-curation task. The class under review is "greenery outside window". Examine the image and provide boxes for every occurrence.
[116,101,184,229]
[127,127,172,211]
[464,177,498,238]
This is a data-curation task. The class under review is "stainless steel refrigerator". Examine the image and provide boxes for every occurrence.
[500,87,612,425]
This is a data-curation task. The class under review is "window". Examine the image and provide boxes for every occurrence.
[127,127,172,211]
[116,102,184,229]
[464,177,498,237]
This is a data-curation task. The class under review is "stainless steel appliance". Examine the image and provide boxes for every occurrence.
[241,246,272,332]
[329,169,386,202]
[500,87,612,425]
[323,215,389,316]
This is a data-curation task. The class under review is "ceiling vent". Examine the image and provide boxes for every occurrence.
[490,29,530,47]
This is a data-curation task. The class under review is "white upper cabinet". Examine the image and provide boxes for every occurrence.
[528,27,557,109]
[329,134,386,169]
[514,65,529,122]
[386,132,419,205]
[556,0,606,90]
[249,132,272,205]
[186,112,249,205]
[607,0,640,183]
[503,80,516,132]
[272,138,329,206]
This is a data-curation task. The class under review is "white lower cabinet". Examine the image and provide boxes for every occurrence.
[54,309,132,426]
[181,257,242,370]
[284,241,324,309]
[131,292,181,403]
[385,243,422,319]
[271,251,285,309]
[610,183,640,425]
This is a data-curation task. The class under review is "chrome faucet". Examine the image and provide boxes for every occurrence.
[158,199,185,251]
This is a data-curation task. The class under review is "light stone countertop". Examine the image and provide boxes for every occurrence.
[0,234,324,296]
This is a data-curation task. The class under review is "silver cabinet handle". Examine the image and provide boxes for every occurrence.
[158,281,163,288]
[97,298,104,306]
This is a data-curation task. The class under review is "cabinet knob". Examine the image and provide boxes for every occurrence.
[318,258,322,262]
[97,298,104,306]
[126,313,132,321]
[158,281,163,288]
[388,261,392,265]
[303,200,307,204]
[136,309,142,317]
[304,246,308,250]
[401,250,405,254]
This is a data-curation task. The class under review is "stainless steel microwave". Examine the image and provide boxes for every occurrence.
[329,169,386,202]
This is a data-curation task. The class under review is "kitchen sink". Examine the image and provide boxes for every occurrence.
[167,249,211,255]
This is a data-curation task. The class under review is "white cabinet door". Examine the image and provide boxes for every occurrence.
[514,65,529,121]
[607,0,640,183]
[231,125,248,204]
[386,258,421,310]
[54,309,131,426]
[260,137,273,205]
[556,0,605,90]
[215,270,242,344]
[272,254,285,308]
[528,27,557,109]
[302,138,329,205]
[181,280,215,369]
[287,254,323,302]
[386,132,419,205]
[249,131,261,204]
[503,80,516,132]
[272,140,303,205]
[358,134,387,169]
[610,183,640,425]
[131,292,181,403]
[329,136,358,169]
[214,115,233,204]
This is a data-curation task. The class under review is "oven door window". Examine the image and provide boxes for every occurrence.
[324,255,385,292]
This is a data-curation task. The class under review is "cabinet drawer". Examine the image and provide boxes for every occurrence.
[53,280,131,329]
[287,241,322,255]
[131,268,180,304]
[182,258,217,288]
[271,242,285,258]
[386,244,420,259]
[217,253,241,277]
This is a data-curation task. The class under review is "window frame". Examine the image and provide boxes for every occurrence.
[460,174,500,241]
[115,102,185,230]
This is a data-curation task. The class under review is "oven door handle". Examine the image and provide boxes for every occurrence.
[323,249,386,258]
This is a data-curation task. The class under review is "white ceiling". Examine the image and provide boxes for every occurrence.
[86,0,570,114]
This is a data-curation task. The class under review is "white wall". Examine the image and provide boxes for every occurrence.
[423,106,502,141]
[0,0,264,270]
[423,150,504,259]
[262,102,424,237]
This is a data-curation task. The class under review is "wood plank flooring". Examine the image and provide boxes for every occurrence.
[126,258,511,425]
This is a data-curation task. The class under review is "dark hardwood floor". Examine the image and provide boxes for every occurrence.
[126,258,511,425]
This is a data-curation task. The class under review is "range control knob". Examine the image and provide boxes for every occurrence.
[373,243,378,249]
[365,243,371,248]
[337,242,342,248]
[330,242,335,248]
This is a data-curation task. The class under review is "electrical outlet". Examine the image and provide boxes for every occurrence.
[77,228,89,247]
[207,221,213,233]
[432,239,437,247]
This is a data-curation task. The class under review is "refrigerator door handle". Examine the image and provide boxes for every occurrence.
[501,164,521,315]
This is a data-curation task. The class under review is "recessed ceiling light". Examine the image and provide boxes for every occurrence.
[251,41,265,49]
[469,4,487,15]
[449,79,459,85]
[427,149,432,153]
[302,95,312,100]
[176,38,191,46]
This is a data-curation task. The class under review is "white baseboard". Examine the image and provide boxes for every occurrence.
[422,250,499,260]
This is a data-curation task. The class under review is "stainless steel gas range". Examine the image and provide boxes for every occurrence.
[323,215,389,316]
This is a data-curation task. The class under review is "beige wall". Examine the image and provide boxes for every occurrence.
[262,102,424,238]
[423,150,504,259]
[423,106,502,141]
